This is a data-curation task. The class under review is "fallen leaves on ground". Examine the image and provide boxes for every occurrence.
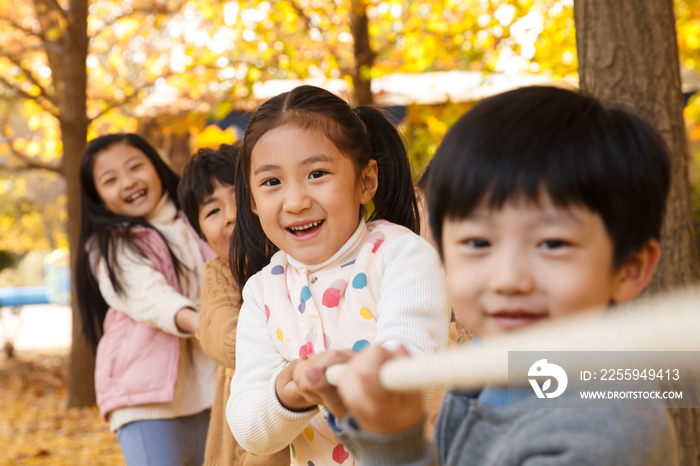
[0,351,124,466]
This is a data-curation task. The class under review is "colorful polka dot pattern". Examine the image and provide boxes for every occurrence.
[304,427,315,442]
[352,339,370,352]
[299,341,314,357]
[298,286,312,314]
[322,279,347,308]
[352,273,367,289]
[259,221,412,466]
[363,230,387,254]
[332,444,350,464]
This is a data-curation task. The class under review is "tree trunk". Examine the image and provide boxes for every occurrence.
[60,0,93,408]
[574,0,699,463]
[350,0,375,106]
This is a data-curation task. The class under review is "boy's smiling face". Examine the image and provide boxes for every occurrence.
[442,191,646,337]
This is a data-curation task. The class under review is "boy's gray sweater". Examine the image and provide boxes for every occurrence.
[335,388,678,466]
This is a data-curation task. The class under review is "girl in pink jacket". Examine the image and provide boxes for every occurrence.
[75,133,217,466]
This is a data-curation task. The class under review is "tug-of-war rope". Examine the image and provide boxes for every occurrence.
[326,288,700,392]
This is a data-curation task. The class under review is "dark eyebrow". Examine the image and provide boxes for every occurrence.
[254,163,279,176]
[301,154,334,165]
[253,154,334,176]
[537,209,584,225]
[200,196,216,208]
[124,155,143,165]
[97,155,145,181]
[97,169,116,181]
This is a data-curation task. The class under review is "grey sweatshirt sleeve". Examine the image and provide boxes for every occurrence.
[333,414,438,466]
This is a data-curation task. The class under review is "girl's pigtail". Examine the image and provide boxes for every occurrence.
[229,157,279,291]
[354,106,419,234]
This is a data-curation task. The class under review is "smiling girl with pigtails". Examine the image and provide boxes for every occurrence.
[226,85,452,466]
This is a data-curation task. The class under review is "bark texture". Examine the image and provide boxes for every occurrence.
[575,0,699,463]
[33,0,94,407]
[350,0,375,105]
[63,0,95,406]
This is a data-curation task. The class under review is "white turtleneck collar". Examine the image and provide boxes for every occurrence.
[147,192,178,226]
[286,219,366,273]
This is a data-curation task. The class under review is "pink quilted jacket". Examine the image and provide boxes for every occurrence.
[94,212,213,420]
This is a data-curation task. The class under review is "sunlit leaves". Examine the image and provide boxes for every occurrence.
[1,0,699,255]
[0,172,68,254]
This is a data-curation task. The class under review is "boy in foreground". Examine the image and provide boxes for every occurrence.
[330,86,678,465]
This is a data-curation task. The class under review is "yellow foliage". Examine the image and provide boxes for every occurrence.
[25,141,41,157]
[13,138,27,151]
[425,115,448,136]
[196,125,237,148]
[2,0,700,256]
[691,126,700,142]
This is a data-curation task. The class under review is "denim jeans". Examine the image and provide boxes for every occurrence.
[116,410,210,466]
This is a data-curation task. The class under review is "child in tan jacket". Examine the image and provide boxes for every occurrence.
[179,144,290,466]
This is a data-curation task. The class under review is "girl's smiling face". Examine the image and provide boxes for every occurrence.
[250,124,378,265]
[93,143,163,218]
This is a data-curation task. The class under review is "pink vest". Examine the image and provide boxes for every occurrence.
[94,213,213,420]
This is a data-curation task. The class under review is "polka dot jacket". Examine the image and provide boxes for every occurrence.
[227,220,452,465]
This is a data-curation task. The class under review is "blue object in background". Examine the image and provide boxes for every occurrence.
[0,250,71,308]
[0,286,50,306]
[44,250,71,305]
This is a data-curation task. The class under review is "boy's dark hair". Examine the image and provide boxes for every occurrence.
[75,133,185,353]
[231,85,419,289]
[428,86,671,267]
[178,143,240,240]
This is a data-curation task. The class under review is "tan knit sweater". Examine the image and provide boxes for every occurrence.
[199,257,290,466]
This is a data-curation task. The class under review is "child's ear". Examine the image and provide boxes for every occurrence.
[611,240,661,303]
[360,160,379,204]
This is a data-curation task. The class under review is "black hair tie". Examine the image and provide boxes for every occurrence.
[353,107,367,133]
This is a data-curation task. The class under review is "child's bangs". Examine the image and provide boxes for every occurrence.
[433,131,595,224]
[188,157,237,205]
[429,86,670,266]
[192,175,217,207]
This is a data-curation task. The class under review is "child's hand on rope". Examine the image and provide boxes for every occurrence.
[337,345,423,434]
[292,349,356,419]
[275,359,313,412]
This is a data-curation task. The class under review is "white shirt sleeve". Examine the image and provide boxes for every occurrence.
[226,273,318,455]
[94,245,195,337]
[373,233,451,356]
